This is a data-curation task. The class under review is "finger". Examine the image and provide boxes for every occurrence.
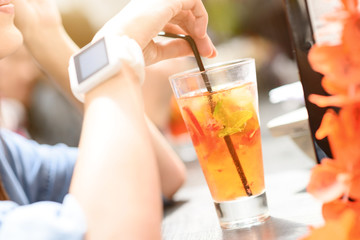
[179,0,208,38]
[169,10,194,35]
[194,35,217,58]
[162,23,188,36]
[144,39,194,66]
[161,24,216,58]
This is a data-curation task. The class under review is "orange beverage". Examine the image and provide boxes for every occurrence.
[170,59,268,229]
[168,95,188,137]
[177,82,265,202]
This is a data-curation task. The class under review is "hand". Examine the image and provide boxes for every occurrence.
[13,0,62,41]
[94,0,217,66]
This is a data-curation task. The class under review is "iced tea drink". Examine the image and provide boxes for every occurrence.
[168,95,188,137]
[170,59,269,229]
[166,95,197,162]
[177,82,264,202]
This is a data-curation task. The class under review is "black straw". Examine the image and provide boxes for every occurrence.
[158,32,213,93]
[159,32,252,196]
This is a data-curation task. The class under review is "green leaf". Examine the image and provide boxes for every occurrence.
[213,100,253,138]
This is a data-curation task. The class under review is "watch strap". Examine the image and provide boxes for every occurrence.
[109,35,145,85]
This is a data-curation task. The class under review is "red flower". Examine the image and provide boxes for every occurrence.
[301,210,356,240]
[321,76,348,95]
[308,44,360,87]
[341,0,358,15]
[316,106,360,167]
[323,200,360,239]
[303,0,360,239]
[342,13,360,65]
[307,159,350,202]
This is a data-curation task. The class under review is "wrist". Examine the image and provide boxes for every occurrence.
[84,63,141,104]
[24,26,78,59]
[69,35,145,102]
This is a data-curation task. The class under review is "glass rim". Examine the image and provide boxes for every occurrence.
[169,58,255,81]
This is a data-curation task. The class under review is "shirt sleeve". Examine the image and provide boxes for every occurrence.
[0,194,86,240]
[1,129,78,203]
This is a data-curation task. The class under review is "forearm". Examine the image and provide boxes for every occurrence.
[146,117,186,199]
[69,65,162,240]
[23,26,82,109]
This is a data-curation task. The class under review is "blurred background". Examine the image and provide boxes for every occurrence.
[0,0,315,172]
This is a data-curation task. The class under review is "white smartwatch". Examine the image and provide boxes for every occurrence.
[68,35,145,102]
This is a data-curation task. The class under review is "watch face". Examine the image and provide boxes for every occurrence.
[74,38,109,84]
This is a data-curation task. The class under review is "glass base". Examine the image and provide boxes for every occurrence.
[214,191,269,229]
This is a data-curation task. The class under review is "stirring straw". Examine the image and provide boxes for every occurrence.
[159,32,253,196]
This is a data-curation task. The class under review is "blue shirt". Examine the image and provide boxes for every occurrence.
[0,129,86,239]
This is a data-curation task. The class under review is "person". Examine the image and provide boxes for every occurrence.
[0,0,216,239]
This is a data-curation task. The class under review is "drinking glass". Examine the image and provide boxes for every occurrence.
[169,58,269,229]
